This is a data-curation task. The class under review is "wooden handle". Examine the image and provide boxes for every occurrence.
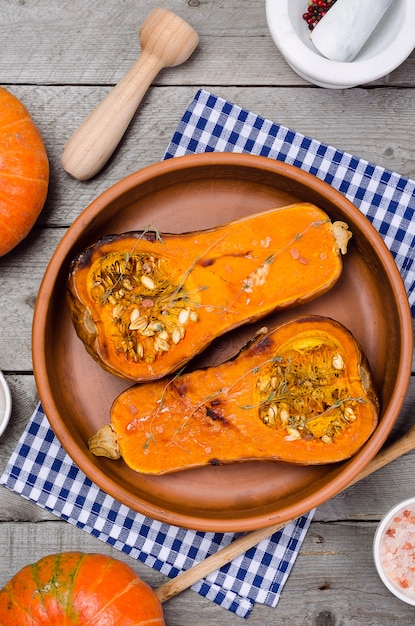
[61,9,198,181]
[61,51,162,181]
[347,427,415,486]
[155,517,297,604]
[155,424,415,603]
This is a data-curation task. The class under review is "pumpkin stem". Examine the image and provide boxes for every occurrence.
[332,221,352,255]
[88,425,121,459]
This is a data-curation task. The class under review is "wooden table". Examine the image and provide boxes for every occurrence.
[1,1,415,623]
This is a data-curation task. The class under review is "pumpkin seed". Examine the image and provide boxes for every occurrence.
[147,321,164,333]
[141,328,155,337]
[267,404,278,424]
[130,308,140,322]
[258,375,271,393]
[172,328,182,345]
[154,337,170,352]
[285,427,301,441]
[178,307,190,325]
[129,316,148,331]
[279,407,290,425]
[332,353,344,370]
[344,406,356,421]
[112,304,124,319]
[140,274,155,290]
[122,278,133,291]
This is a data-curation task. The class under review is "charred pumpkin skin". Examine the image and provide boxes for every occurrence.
[0,552,165,626]
[89,316,379,474]
[67,203,351,382]
[0,87,49,257]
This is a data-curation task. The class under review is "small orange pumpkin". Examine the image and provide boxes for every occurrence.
[0,552,165,625]
[0,87,49,256]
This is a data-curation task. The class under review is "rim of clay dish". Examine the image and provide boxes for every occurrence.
[32,153,413,531]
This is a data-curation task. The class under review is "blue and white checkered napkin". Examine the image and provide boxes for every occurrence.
[166,90,415,313]
[2,89,415,618]
[1,404,312,618]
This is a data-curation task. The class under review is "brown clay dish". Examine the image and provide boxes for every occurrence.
[32,152,413,532]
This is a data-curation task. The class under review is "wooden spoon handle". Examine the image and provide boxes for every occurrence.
[155,424,415,603]
[347,426,415,486]
[155,517,295,604]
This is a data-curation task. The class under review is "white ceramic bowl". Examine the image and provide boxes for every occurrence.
[0,369,11,437]
[266,0,415,88]
[373,497,415,605]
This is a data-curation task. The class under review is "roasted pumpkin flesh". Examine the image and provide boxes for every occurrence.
[89,316,379,473]
[67,203,351,382]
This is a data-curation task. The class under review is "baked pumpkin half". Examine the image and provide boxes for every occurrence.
[67,203,351,382]
[89,316,379,474]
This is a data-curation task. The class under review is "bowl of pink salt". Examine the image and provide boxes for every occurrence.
[373,497,415,605]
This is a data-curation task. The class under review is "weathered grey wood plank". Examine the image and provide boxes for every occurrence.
[1,0,414,88]
[1,0,415,622]
[276,522,415,625]
[0,520,414,625]
[2,84,415,233]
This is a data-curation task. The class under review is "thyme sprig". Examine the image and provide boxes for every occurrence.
[170,355,285,441]
[98,224,164,304]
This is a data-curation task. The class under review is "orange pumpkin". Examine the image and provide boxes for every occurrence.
[0,87,49,256]
[0,552,165,625]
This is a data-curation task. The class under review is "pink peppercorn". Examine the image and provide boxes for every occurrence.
[302,0,338,30]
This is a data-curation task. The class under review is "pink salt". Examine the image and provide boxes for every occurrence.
[380,505,415,598]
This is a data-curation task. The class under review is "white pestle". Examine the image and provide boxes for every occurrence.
[311,0,395,63]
